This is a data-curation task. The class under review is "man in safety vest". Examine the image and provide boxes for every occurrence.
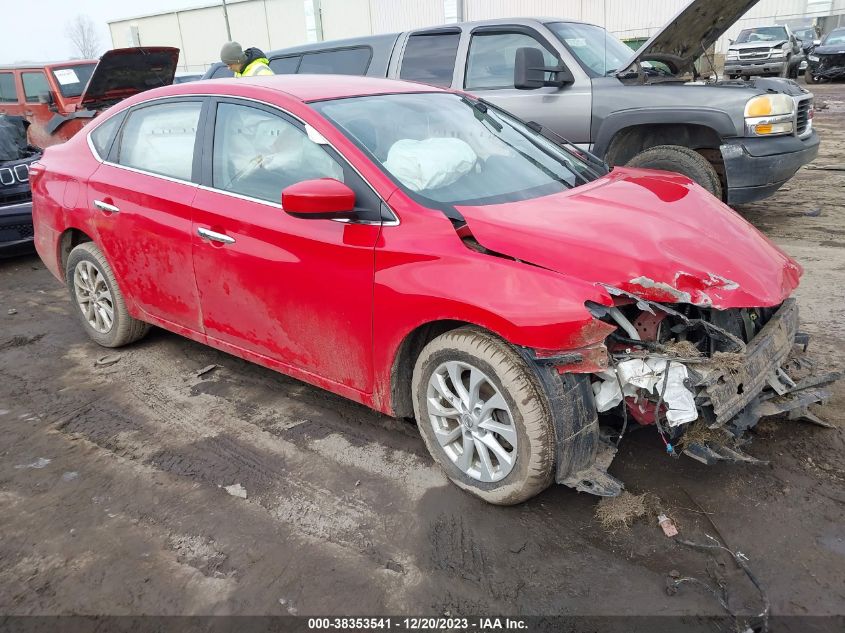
[220,41,274,77]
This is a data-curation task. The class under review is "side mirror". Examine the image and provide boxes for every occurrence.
[728,38,735,45]
[282,178,356,218]
[514,47,573,90]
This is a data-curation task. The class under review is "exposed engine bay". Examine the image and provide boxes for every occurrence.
[585,290,840,471]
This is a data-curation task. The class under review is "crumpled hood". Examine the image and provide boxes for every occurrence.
[456,168,802,309]
[620,0,760,75]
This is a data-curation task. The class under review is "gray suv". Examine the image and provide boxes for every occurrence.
[204,0,818,205]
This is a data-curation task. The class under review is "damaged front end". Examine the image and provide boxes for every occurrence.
[535,292,839,498]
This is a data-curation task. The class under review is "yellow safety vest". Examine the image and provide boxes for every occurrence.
[236,58,274,78]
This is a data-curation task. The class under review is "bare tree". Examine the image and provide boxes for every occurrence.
[66,14,101,59]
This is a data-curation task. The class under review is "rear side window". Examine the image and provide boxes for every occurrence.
[269,56,301,74]
[298,48,371,75]
[400,32,460,87]
[466,32,558,89]
[90,112,125,159]
[211,65,234,79]
[0,73,17,103]
[116,101,202,181]
[22,71,50,103]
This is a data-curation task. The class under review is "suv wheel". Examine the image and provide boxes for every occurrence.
[626,145,723,200]
[66,242,150,347]
[412,327,555,505]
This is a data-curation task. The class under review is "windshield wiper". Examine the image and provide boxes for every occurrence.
[461,97,502,132]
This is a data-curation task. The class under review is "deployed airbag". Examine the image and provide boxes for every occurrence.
[384,138,476,192]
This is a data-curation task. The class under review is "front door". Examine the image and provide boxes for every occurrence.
[87,98,205,333]
[458,27,593,144]
[191,100,381,393]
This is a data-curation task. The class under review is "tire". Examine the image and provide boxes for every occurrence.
[411,326,555,505]
[66,242,149,348]
[626,145,723,200]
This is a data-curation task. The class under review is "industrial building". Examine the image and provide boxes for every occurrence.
[108,0,845,72]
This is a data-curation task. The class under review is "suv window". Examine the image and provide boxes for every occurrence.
[298,48,371,75]
[400,32,460,87]
[0,72,17,103]
[22,71,50,103]
[270,56,301,74]
[212,102,343,203]
[466,31,558,89]
[117,101,202,181]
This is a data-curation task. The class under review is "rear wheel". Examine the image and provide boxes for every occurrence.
[626,145,723,200]
[66,242,149,348]
[412,327,555,505]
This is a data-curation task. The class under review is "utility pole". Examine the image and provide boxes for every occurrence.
[221,0,232,40]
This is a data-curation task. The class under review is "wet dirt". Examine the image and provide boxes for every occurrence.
[1,82,844,621]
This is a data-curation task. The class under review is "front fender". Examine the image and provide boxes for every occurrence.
[592,107,737,158]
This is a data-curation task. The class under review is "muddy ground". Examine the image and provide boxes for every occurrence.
[1,82,844,628]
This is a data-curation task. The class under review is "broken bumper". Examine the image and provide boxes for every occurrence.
[721,132,819,205]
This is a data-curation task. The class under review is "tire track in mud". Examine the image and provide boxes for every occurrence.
[53,336,442,587]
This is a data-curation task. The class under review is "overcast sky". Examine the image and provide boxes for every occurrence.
[3,0,204,63]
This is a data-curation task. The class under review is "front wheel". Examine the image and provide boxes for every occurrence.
[626,145,723,200]
[66,242,150,347]
[412,327,555,505]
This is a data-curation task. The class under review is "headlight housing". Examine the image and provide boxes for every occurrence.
[809,54,819,62]
[726,50,739,60]
[769,48,787,58]
[744,94,795,137]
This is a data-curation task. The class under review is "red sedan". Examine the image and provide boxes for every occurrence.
[30,76,836,504]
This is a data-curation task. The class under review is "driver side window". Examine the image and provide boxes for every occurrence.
[465,32,558,90]
[212,102,343,203]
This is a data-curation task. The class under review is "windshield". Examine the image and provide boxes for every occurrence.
[313,92,596,207]
[50,63,97,98]
[824,29,845,45]
[546,22,634,76]
[736,27,788,43]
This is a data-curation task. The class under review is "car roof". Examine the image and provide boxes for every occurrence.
[0,60,98,71]
[156,74,444,103]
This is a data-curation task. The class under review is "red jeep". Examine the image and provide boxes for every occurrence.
[0,47,179,149]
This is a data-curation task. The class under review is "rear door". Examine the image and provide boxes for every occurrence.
[87,98,206,333]
[190,98,383,392]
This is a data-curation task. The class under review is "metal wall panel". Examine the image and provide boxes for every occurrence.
[264,0,310,50]
[320,0,373,41]
[368,0,444,34]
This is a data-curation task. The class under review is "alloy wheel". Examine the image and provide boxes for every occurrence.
[73,260,114,334]
[426,360,518,482]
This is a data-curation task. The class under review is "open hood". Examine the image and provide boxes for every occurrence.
[618,0,760,76]
[456,168,801,310]
[80,47,179,109]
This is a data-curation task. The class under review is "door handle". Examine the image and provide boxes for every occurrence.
[197,227,235,244]
[93,200,120,214]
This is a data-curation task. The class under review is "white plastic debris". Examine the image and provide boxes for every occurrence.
[592,358,698,426]
[658,513,679,537]
[14,457,51,469]
[223,483,247,499]
[384,138,477,191]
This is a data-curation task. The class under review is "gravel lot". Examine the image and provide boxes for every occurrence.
[1,82,843,626]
